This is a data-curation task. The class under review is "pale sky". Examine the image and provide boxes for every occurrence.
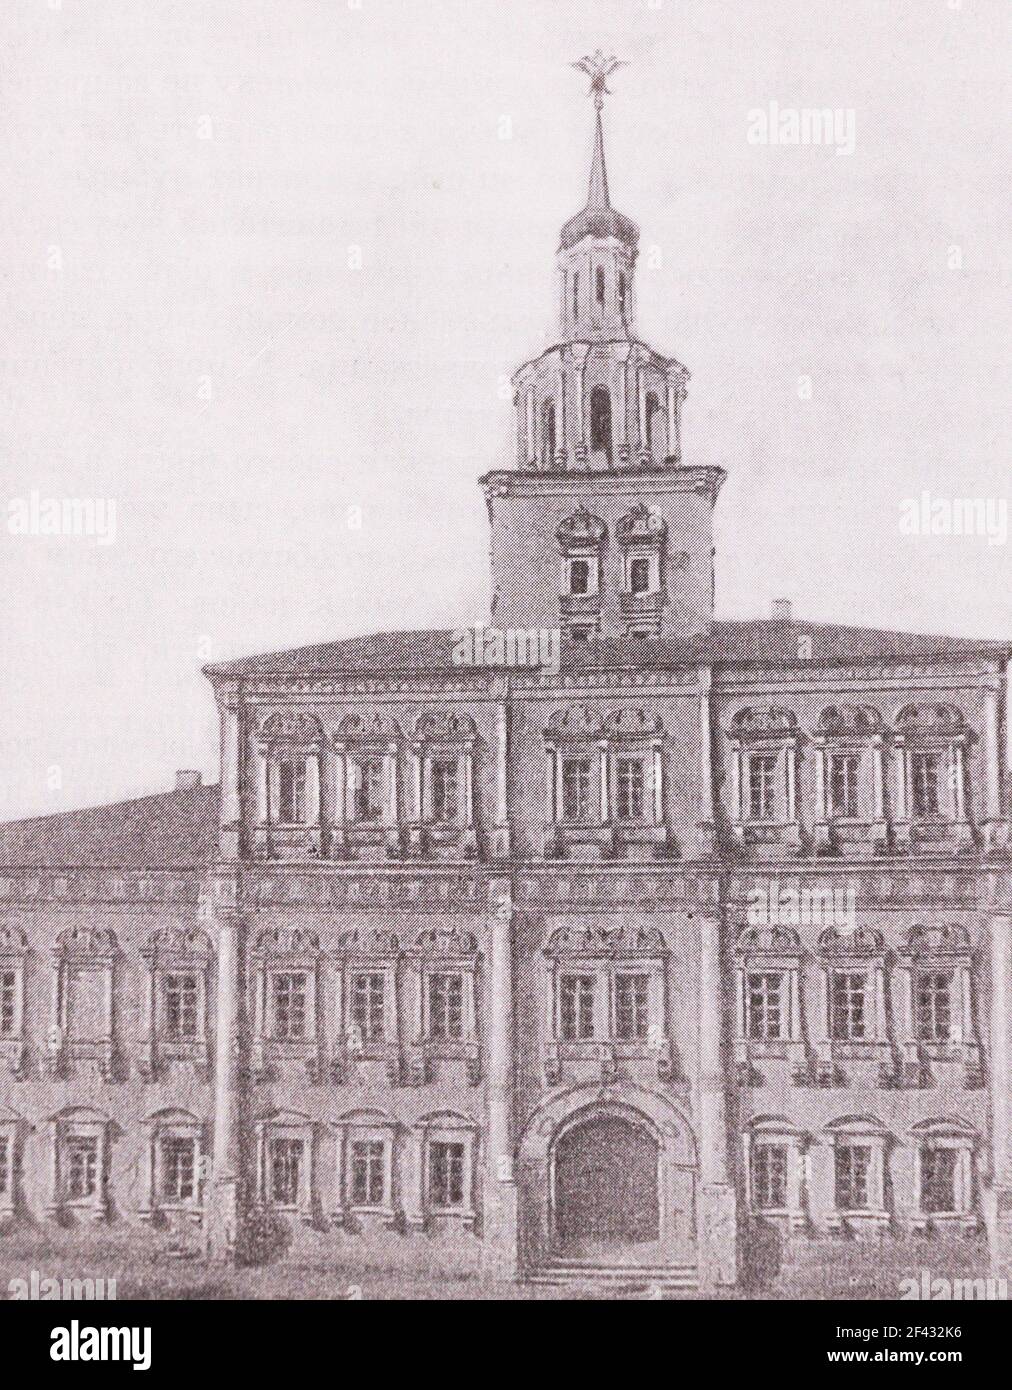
[1,0,1009,822]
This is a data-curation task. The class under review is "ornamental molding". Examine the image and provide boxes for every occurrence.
[543,923,668,955]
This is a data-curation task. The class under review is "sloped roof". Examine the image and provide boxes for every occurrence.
[205,620,1009,679]
[0,783,219,870]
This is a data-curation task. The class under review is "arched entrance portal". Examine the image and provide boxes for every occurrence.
[553,1114,660,1256]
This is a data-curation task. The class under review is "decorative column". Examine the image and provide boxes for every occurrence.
[988,913,1012,1272]
[813,741,829,852]
[983,686,1008,848]
[384,740,400,856]
[697,667,716,855]
[205,871,246,1262]
[572,345,589,468]
[614,343,632,466]
[554,364,567,469]
[482,879,518,1280]
[697,908,736,1290]
[331,742,346,855]
[492,687,511,859]
[218,688,241,859]
[666,372,684,464]
[525,386,536,468]
[871,734,887,848]
[651,739,663,826]
[636,363,650,465]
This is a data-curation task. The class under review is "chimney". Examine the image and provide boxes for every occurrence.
[175,770,202,791]
[770,598,792,622]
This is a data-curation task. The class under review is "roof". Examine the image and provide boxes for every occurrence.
[0,783,219,870]
[205,620,1010,680]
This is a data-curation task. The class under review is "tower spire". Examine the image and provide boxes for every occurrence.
[571,50,626,212]
[587,108,610,209]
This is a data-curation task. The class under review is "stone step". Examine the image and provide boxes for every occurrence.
[527,1263,699,1291]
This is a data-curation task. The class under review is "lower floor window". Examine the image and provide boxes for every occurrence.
[0,1137,8,1197]
[350,1140,385,1207]
[269,1138,304,1206]
[921,1146,958,1214]
[161,1136,197,1202]
[429,1141,465,1209]
[834,1143,872,1211]
[752,1143,788,1210]
[65,1137,98,1200]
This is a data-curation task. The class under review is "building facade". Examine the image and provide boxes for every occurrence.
[2,79,1012,1293]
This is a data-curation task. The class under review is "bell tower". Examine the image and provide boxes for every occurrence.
[482,54,725,642]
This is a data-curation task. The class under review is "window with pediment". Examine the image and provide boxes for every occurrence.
[556,508,607,636]
[615,503,667,634]
[733,924,805,1084]
[254,1110,317,1224]
[332,713,403,859]
[811,706,887,853]
[138,925,212,1082]
[138,1107,206,1225]
[813,926,889,1085]
[727,708,800,850]
[403,927,480,1086]
[822,1114,891,1234]
[406,1111,479,1231]
[895,923,981,1088]
[909,1117,978,1232]
[46,925,118,1081]
[331,1108,400,1228]
[744,1114,808,1231]
[0,1106,24,1221]
[251,927,323,1083]
[333,927,402,1085]
[542,924,673,1084]
[408,712,477,856]
[0,926,27,1078]
[44,1105,113,1221]
[891,704,974,848]
[251,710,324,858]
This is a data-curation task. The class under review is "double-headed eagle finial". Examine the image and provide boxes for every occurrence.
[571,50,627,110]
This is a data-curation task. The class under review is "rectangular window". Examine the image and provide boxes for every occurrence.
[353,759,384,822]
[271,972,308,1041]
[562,758,592,822]
[163,972,199,1041]
[269,1138,303,1207]
[65,1136,98,1200]
[0,972,15,1036]
[430,758,458,823]
[350,1139,386,1207]
[746,971,786,1042]
[911,752,940,819]
[835,1143,872,1211]
[161,1136,196,1202]
[277,757,306,824]
[915,971,954,1043]
[429,1141,465,1208]
[829,753,859,819]
[752,1143,788,1211]
[559,973,595,1041]
[748,754,778,821]
[350,972,385,1043]
[615,973,650,1041]
[618,272,627,316]
[428,972,464,1041]
[568,558,590,595]
[830,971,869,1042]
[921,1147,958,1214]
[615,758,645,822]
[0,1137,8,1196]
[628,556,651,595]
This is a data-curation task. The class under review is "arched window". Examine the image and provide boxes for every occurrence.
[541,400,556,468]
[595,266,606,308]
[646,392,663,461]
[572,272,579,320]
[618,272,627,317]
[590,386,612,462]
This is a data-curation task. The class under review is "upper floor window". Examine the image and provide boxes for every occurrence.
[562,757,592,822]
[352,758,384,823]
[270,971,308,1041]
[829,753,859,819]
[559,973,595,1041]
[430,758,459,824]
[618,271,627,316]
[746,971,787,1042]
[163,972,199,1042]
[572,271,579,319]
[595,266,605,307]
[568,558,591,595]
[350,972,386,1043]
[614,972,649,1041]
[646,392,662,460]
[629,556,651,595]
[0,972,15,1037]
[915,971,954,1043]
[615,756,645,822]
[590,386,612,460]
[427,972,464,1042]
[911,751,941,819]
[830,971,869,1041]
[277,757,306,824]
[749,753,778,821]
